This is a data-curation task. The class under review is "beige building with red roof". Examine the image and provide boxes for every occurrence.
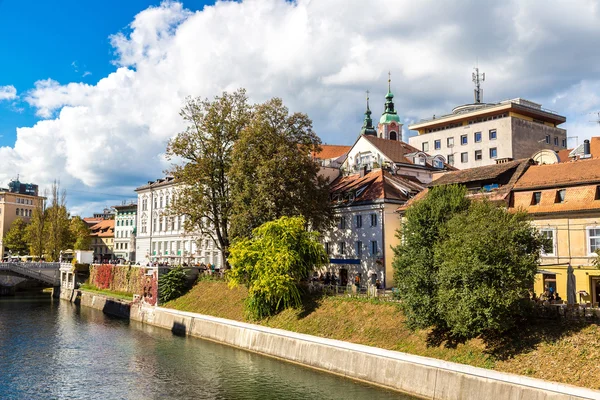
[89,219,115,262]
[510,157,600,304]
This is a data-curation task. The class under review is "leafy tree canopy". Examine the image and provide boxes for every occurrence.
[228,216,328,319]
[393,185,470,331]
[393,185,544,340]
[4,217,29,256]
[435,201,544,338]
[70,216,91,250]
[230,97,333,239]
[166,89,252,266]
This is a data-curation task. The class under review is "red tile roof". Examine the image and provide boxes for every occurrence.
[513,157,600,190]
[311,145,351,160]
[330,169,425,205]
[512,185,600,214]
[90,219,115,238]
[557,148,573,162]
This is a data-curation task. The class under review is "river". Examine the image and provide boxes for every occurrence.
[0,293,414,399]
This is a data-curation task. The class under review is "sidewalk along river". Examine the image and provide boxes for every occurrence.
[0,293,416,400]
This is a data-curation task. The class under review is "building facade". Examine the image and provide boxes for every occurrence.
[0,180,45,258]
[113,204,137,262]
[510,158,600,305]
[408,98,567,169]
[322,168,425,289]
[89,219,115,263]
[134,176,223,267]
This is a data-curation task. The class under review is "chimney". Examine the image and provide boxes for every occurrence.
[584,139,591,156]
[360,165,368,177]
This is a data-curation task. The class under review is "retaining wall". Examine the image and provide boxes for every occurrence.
[64,290,600,400]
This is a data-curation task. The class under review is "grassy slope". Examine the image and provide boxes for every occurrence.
[165,280,600,390]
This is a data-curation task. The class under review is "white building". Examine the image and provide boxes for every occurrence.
[408,98,567,169]
[113,204,137,262]
[134,176,223,267]
[322,168,425,289]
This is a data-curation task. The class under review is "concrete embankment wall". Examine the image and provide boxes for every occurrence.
[63,290,600,400]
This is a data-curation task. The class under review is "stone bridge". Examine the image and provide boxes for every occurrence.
[0,262,61,286]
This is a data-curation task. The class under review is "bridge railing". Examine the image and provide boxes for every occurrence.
[1,262,61,286]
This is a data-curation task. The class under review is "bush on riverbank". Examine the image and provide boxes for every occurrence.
[164,279,600,390]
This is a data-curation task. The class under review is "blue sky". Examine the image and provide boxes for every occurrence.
[0,0,206,147]
[1,0,600,215]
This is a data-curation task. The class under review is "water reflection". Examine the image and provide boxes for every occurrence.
[0,294,413,399]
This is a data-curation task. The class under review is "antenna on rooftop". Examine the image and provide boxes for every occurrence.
[589,111,600,126]
[472,67,485,104]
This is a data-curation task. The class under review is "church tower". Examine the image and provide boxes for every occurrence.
[377,72,402,141]
[359,91,377,137]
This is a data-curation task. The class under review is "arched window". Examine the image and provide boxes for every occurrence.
[389,131,397,141]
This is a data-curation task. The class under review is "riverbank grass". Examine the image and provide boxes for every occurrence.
[79,283,134,301]
[164,280,600,390]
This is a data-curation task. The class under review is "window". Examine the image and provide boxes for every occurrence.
[153,197,157,209]
[588,228,600,255]
[355,215,362,228]
[596,186,600,200]
[562,139,567,147]
[554,137,559,146]
[159,197,163,208]
[339,216,346,229]
[474,132,482,143]
[356,241,362,256]
[545,135,550,144]
[159,219,163,232]
[15,208,19,216]
[370,240,378,256]
[475,150,482,160]
[433,159,444,169]
[555,189,566,203]
[489,147,497,159]
[540,229,556,256]
[422,142,429,152]
[461,152,468,163]
[461,135,468,145]
[489,129,497,140]
[370,213,377,227]
[447,137,454,147]
[434,140,441,150]
[531,192,541,205]
[338,242,345,255]
[389,131,397,141]
[447,154,455,165]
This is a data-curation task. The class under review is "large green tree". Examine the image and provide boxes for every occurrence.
[4,217,29,256]
[44,181,72,261]
[393,185,470,331]
[230,98,333,239]
[228,216,328,319]
[70,216,91,250]
[25,195,47,259]
[166,89,252,267]
[393,186,545,340]
[435,201,544,338]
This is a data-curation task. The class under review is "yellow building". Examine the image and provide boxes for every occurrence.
[510,158,600,304]
[89,219,115,263]
[0,186,45,258]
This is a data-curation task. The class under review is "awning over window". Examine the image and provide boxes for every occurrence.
[537,269,561,275]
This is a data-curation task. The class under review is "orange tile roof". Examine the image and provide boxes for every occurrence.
[557,148,573,162]
[89,219,115,237]
[513,157,600,190]
[511,185,600,214]
[311,144,351,160]
[330,169,424,205]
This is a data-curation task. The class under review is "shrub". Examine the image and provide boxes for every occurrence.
[158,266,189,304]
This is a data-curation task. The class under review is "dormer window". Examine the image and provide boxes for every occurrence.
[416,156,426,166]
[532,192,542,205]
[555,189,566,203]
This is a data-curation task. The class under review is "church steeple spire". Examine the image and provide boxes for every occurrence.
[377,71,402,141]
[360,90,377,137]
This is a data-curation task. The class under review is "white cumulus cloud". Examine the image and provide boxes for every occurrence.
[1,0,600,214]
[0,85,17,101]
